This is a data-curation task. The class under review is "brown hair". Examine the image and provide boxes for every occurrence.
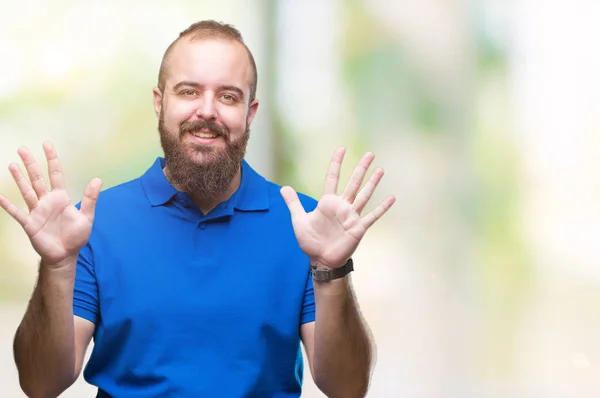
[157,20,258,103]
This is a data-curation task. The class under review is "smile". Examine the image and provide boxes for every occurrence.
[191,131,218,139]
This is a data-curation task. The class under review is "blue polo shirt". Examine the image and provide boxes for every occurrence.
[73,157,318,397]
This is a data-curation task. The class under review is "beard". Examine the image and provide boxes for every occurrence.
[158,111,250,199]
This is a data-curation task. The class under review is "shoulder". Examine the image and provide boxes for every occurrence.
[241,160,320,213]
[73,177,148,237]
[97,178,145,205]
[265,180,319,213]
[75,177,144,211]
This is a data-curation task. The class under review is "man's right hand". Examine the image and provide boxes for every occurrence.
[0,142,102,269]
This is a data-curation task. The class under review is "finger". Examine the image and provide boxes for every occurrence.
[9,163,38,211]
[362,195,396,229]
[280,186,307,219]
[323,147,346,195]
[0,193,30,227]
[341,152,375,202]
[43,142,66,190]
[80,178,103,223]
[352,168,384,214]
[18,147,48,198]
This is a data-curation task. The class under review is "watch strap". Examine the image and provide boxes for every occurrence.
[310,258,354,282]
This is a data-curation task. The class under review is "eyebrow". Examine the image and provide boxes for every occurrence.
[172,81,245,99]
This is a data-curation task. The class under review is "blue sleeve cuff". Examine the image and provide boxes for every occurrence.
[301,274,315,325]
[73,303,97,324]
[73,242,99,325]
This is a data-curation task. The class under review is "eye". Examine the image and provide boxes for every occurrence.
[180,89,198,97]
[220,94,237,103]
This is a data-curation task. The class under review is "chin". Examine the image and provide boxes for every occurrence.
[187,148,223,164]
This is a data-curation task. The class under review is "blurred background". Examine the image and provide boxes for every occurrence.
[1,0,600,396]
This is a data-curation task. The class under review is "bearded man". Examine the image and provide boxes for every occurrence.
[2,20,395,398]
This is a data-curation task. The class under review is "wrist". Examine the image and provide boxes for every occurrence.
[309,257,351,270]
[40,255,78,273]
[310,258,354,282]
[313,274,351,296]
[38,265,76,287]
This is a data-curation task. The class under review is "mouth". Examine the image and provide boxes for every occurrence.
[190,129,219,139]
[187,129,222,146]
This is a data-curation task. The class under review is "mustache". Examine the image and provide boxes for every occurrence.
[180,120,229,138]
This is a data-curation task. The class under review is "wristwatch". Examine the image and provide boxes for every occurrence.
[310,258,354,282]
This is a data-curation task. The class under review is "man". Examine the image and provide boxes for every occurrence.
[0,20,395,397]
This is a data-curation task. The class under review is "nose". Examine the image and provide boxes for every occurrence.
[195,93,217,120]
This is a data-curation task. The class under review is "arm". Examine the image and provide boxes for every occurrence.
[0,143,101,397]
[301,277,374,397]
[13,259,95,398]
[282,147,395,397]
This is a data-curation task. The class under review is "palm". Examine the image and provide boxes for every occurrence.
[291,195,366,267]
[25,190,94,265]
[0,143,102,267]
[281,147,396,269]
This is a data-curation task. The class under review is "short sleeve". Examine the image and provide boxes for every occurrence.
[300,273,315,325]
[298,194,318,325]
[73,242,99,324]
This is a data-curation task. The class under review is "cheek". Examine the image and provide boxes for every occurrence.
[216,106,248,132]
[164,102,198,125]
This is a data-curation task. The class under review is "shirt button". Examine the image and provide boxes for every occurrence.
[199,223,207,230]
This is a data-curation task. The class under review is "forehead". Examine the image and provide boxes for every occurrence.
[165,38,252,92]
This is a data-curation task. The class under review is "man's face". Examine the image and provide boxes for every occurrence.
[153,38,258,196]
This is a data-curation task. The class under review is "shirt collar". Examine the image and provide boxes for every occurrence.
[140,158,178,206]
[140,157,270,211]
[232,159,270,211]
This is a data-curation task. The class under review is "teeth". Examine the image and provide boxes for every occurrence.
[192,132,217,138]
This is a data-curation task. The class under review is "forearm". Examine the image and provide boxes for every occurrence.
[312,276,373,398]
[14,260,77,397]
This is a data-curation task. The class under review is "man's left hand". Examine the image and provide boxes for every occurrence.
[281,146,396,269]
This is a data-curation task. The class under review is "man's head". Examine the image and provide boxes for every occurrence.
[153,20,259,198]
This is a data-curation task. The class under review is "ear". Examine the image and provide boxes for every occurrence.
[152,87,163,118]
[246,99,259,126]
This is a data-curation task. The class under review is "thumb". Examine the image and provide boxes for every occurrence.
[80,178,103,223]
[280,186,306,219]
